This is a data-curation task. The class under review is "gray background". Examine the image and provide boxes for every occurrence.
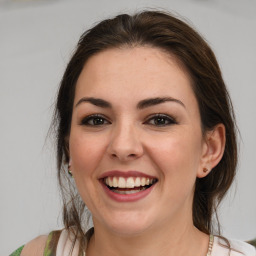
[0,0,255,254]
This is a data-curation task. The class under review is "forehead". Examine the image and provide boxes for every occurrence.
[75,46,196,107]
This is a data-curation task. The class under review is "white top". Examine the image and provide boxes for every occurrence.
[212,236,256,256]
[56,229,256,256]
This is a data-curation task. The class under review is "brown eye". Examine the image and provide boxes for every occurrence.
[146,114,177,126]
[81,115,110,126]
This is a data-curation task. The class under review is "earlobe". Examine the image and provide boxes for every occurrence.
[197,124,226,178]
[68,158,73,177]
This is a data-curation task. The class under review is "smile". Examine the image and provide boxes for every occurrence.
[103,176,158,195]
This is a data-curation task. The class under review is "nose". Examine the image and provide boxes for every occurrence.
[107,122,144,162]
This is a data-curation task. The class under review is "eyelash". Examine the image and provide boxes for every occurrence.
[80,114,110,126]
[144,114,177,126]
[80,114,177,127]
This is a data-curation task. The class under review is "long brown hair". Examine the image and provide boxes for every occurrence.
[51,10,238,251]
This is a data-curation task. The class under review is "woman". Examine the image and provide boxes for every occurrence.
[11,10,255,256]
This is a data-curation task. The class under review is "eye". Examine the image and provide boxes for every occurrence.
[145,114,177,126]
[80,114,111,126]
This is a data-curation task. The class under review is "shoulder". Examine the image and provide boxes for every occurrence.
[212,236,256,256]
[20,235,48,256]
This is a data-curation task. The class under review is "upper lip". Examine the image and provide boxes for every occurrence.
[98,170,158,180]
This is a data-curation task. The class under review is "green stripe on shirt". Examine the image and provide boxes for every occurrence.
[9,245,25,256]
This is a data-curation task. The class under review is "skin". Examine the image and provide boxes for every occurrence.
[21,235,47,256]
[68,47,225,256]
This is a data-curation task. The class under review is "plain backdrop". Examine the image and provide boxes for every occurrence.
[1,0,256,254]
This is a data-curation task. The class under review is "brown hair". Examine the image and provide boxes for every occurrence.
[51,10,238,251]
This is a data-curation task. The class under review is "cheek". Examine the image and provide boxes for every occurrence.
[69,131,107,209]
[69,131,107,176]
[147,130,202,182]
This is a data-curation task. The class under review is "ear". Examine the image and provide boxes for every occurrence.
[197,123,226,178]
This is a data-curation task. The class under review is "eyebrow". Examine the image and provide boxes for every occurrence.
[75,97,112,108]
[137,97,185,109]
[75,96,185,109]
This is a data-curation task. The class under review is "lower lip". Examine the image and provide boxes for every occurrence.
[100,181,156,202]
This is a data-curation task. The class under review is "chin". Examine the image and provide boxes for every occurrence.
[98,211,155,237]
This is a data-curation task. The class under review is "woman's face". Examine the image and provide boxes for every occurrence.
[69,47,207,235]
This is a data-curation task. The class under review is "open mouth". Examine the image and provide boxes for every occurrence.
[102,176,158,195]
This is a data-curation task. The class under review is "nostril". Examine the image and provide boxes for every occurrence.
[110,153,138,161]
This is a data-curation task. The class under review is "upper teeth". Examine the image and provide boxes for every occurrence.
[104,177,155,188]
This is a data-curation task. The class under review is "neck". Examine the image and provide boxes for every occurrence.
[86,218,209,256]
